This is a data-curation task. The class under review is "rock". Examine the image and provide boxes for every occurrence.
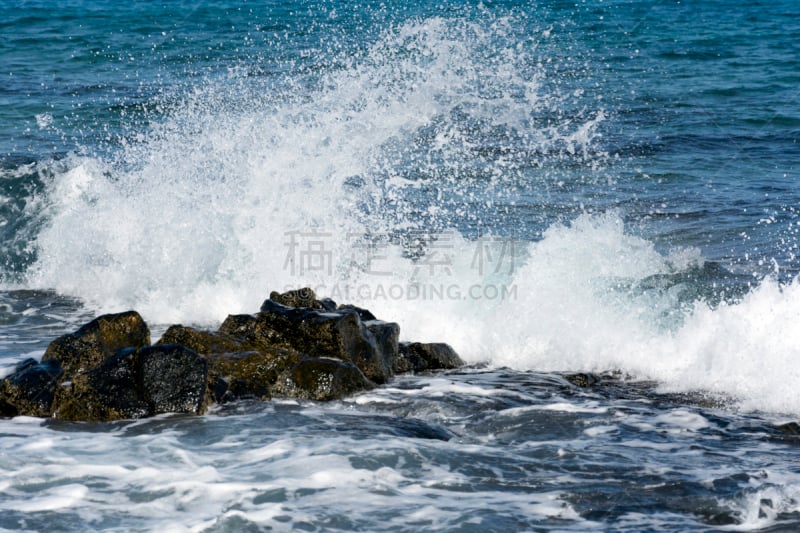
[52,344,208,421]
[775,422,800,435]
[156,325,298,404]
[268,287,336,311]
[396,342,464,373]
[2,289,467,420]
[364,320,399,378]
[273,357,374,401]
[207,347,302,403]
[42,311,150,375]
[0,358,63,417]
[255,300,391,384]
[156,325,251,354]
[53,348,149,422]
[219,313,293,352]
[137,344,208,415]
[564,373,600,388]
[337,304,376,321]
[157,324,305,404]
[223,293,395,384]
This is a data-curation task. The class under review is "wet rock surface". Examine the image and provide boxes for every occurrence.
[0,358,63,417]
[138,344,208,416]
[0,288,465,421]
[396,342,465,373]
[41,311,150,375]
[52,348,149,422]
[273,357,375,401]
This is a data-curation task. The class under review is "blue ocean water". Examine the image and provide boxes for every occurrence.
[2,0,800,530]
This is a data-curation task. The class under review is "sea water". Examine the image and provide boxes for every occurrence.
[1,1,800,530]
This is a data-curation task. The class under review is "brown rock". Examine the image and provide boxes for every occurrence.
[272,357,374,401]
[396,342,464,373]
[42,311,150,375]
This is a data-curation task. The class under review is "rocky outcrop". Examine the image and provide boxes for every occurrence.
[268,288,337,311]
[225,296,395,384]
[0,287,465,421]
[51,344,208,422]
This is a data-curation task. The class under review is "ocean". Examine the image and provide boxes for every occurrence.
[1,0,800,530]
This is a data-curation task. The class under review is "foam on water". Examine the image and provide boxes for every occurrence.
[3,370,798,531]
[11,14,800,415]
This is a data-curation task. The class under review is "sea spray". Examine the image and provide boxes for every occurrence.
[24,13,604,322]
[10,10,800,415]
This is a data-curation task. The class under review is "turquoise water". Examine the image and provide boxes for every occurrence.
[2,1,800,530]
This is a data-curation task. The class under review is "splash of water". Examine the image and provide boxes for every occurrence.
[14,13,800,414]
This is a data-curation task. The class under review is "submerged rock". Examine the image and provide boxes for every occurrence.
[396,342,464,373]
[273,357,374,401]
[564,373,601,388]
[775,422,800,435]
[42,311,150,375]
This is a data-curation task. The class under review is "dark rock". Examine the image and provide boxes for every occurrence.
[564,373,600,388]
[0,358,63,417]
[272,357,374,401]
[389,418,455,441]
[156,324,251,354]
[268,287,336,311]
[255,300,391,384]
[53,348,149,422]
[775,422,800,435]
[5,289,470,420]
[222,300,397,384]
[53,344,208,421]
[337,304,376,321]
[396,342,464,373]
[219,313,293,352]
[210,376,235,404]
[42,311,150,375]
[137,344,208,415]
[207,347,302,402]
[364,320,399,378]
[317,298,338,312]
[157,324,306,404]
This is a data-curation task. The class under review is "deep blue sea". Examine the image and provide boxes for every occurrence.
[2,0,800,530]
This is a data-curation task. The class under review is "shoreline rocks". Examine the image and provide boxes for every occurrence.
[0,288,464,422]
